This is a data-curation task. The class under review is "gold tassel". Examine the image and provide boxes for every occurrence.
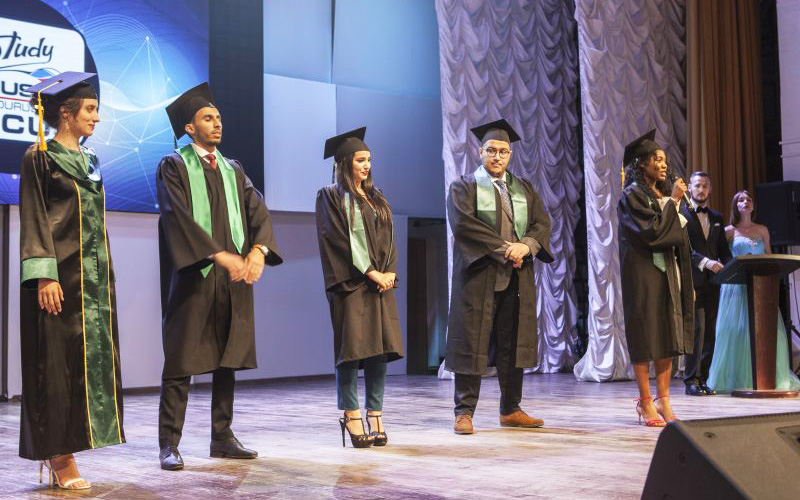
[621,164,625,189]
[36,90,47,152]
[33,79,62,152]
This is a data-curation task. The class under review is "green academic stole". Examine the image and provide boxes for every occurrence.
[474,166,528,240]
[176,145,245,277]
[343,192,372,273]
[42,141,123,449]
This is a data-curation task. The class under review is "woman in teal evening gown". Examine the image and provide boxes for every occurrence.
[707,190,800,392]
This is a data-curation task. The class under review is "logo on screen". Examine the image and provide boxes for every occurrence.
[0,18,87,144]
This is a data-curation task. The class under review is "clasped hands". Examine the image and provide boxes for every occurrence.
[367,270,396,292]
[214,249,265,284]
[504,241,530,268]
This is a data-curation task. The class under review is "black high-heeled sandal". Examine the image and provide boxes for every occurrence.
[367,412,388,446]
[339,415,374,448]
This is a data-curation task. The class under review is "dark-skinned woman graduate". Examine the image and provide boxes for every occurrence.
[315,128,404,448]
[618,130,694,427]
[20,72,124,490]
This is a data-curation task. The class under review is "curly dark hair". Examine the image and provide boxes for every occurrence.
[623,152,670,202]
[333,151,392,225]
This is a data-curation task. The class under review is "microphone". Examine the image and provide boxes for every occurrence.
[668,171,691,206]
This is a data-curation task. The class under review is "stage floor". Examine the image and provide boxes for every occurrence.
[1,373,798,499]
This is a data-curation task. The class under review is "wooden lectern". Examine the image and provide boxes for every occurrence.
[712,254,800,398]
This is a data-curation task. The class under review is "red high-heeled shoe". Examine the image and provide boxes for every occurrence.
[635,397,666,427]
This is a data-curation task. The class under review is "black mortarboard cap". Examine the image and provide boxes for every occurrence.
[165,82,216,138]
[324,127,369,160]
[623,129,662,166]
[470,118,521,144]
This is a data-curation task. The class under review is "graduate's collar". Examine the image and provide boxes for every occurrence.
[190,141,215,159]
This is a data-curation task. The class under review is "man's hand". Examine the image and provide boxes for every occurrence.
[504,241,530,268]
[706,260,724,273]
[213,251,246,282]
[367,270,394,292]
[38,278,64,315]
[243,248,265,284]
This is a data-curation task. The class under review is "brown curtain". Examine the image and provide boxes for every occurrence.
[687,0,766,221]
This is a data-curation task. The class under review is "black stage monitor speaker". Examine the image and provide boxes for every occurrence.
[755,181,800,246]
[642,412,800,500]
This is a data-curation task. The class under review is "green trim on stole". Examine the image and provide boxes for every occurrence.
[71,178,123,449]
[44,139,91,179]
[176,145,245,277]
[20,257,58,284]
[343,193,372,273]
[473,166,528,239]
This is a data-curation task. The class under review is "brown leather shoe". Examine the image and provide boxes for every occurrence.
[499,410,544,428]
[454,414,474,434]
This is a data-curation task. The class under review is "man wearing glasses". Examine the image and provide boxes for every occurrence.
[445,119,553,434]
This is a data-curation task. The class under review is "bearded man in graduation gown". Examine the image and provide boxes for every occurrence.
[681,172,731,396]
[156,83,282,470]
[445,119,553,435]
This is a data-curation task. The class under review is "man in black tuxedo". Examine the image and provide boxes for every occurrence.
[681,171,732,395]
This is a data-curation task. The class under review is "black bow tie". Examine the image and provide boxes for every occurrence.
[695,206,709,214]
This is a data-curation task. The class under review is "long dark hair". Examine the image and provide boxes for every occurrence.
[333,151,392,224]
[730,189,755,227]
[623,152,670,203]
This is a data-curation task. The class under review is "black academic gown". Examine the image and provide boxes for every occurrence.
[315,185,403,366]
[618,183,694,363]
[157,153,282,379]
[18,142,125,460]
[444,172,553,375]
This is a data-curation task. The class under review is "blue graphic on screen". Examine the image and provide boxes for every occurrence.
[0,0,209,212]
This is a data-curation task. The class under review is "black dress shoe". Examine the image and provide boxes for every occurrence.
[210,437,258,459]
[685,382,706,396]
[700,383,717,396]
[159,445,184,470]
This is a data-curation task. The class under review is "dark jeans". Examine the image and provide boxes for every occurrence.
[684,288,719,385]
[158,368,235,448]
[336,355,387,411]
[454,272,523,417]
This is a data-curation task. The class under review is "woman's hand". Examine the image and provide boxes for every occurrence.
[367,270,394,292]
[38,278,64,315]
[671,178,687,204]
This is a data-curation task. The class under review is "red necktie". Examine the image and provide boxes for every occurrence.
[205,153,217,170]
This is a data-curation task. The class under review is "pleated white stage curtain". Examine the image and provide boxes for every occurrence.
[435,0,583,375]
[572,0,688,381]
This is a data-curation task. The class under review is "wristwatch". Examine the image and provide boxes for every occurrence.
[253,244,268,257]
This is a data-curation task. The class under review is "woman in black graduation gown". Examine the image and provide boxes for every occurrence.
[618,131,693,427]
[315,128,403,448]
[19,73,124,489]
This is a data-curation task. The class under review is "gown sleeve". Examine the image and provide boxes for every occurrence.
[521,180,554,263]
[232,160,282,266]
[19,147,58,288]
[315,186,361,291]
[156,155,223,271]
[619,186,685,250]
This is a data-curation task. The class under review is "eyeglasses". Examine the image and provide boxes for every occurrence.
[484,147,511,158]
